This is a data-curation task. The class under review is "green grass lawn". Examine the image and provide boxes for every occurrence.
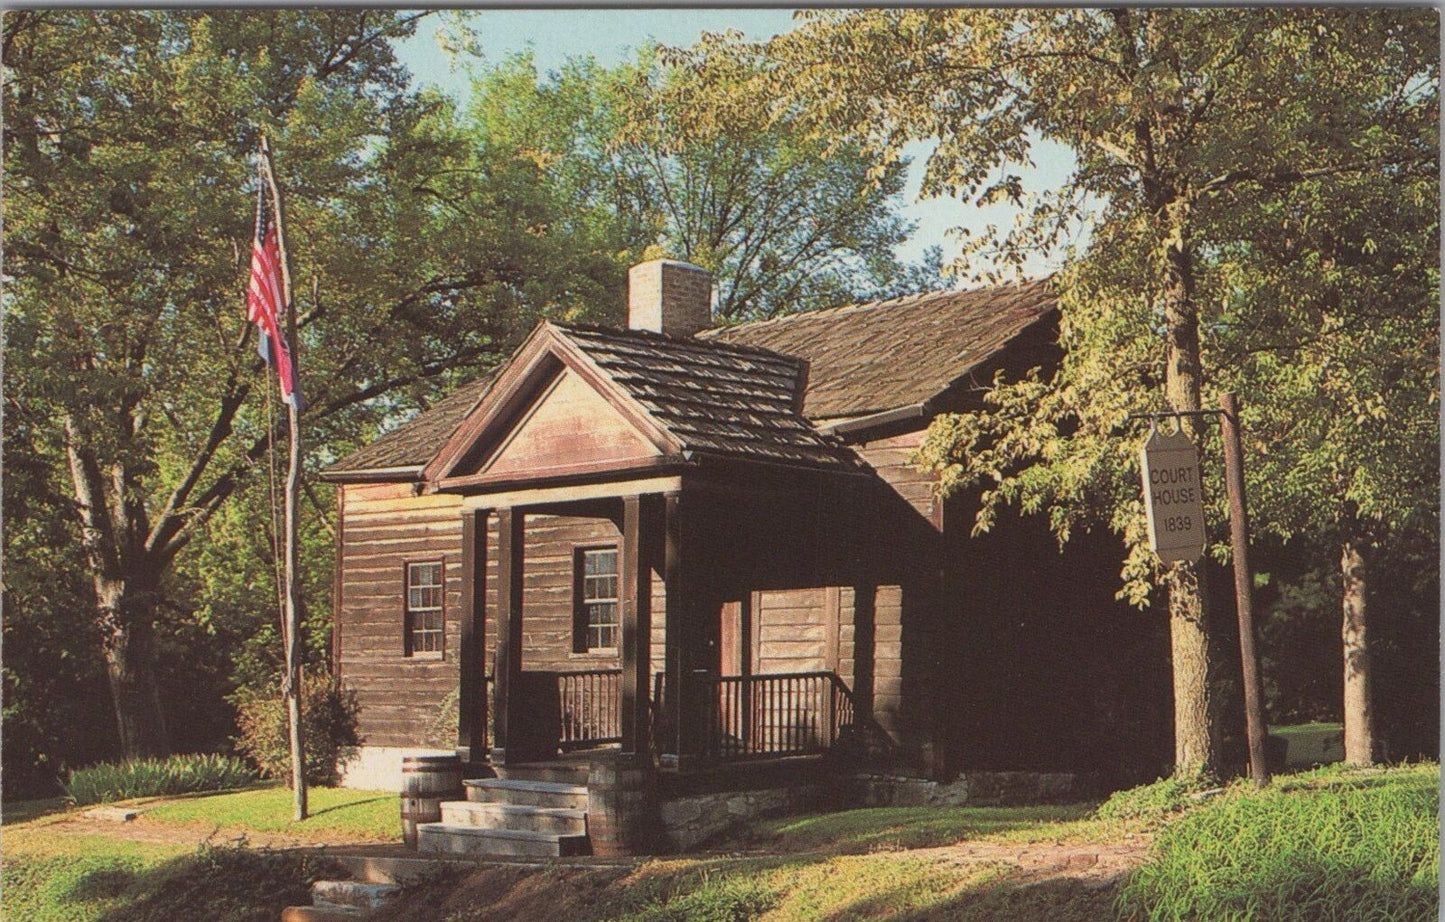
[140,784,398,842]
[6,766,1434,922]
[1268,721,1345,769]
[1,785,394,922]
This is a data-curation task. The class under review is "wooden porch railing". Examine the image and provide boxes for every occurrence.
[653,670,863,762]
[556,667,622,750]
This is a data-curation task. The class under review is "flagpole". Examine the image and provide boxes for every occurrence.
[259,134,308,822]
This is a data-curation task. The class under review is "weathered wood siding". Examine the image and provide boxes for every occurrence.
[338,482,466,747]
[339,490,668,747]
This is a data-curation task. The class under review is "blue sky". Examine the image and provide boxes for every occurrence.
[393,9,1075,280]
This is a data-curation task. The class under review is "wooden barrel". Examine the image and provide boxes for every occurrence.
[401,753,463,799]
[399,793,442,849]
[587,753,658,857]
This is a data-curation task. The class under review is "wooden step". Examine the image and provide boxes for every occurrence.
[415,822,590,858]
[465,778,589,809]
[311,879,401,911]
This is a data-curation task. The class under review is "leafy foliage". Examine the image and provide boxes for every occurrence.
[467,50,932,322]
[231,675,359,787]
[63,755,257,806]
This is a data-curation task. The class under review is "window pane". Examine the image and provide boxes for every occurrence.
[584,549,617,577]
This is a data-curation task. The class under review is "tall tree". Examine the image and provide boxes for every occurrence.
[688,8,1437,775]
[3,10,620,758]
[1203,138,1438,762]
[466,50,926,321]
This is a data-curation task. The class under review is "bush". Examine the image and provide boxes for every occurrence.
[232,674,360,787]
[1095,769,1214,825]
[64,754,257,806]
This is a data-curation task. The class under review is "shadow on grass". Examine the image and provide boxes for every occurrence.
[305,794,391,819]
[846,875,1121,922]
[53,845,339,922]
[2,798,72,825]
[65,866,141,903]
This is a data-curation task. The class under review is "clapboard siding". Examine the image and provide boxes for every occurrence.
[337,483,466,746]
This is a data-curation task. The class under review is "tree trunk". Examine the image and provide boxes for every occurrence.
[1162,219,1224,778]
[95,574,170,759]
[1341,540,1375,765]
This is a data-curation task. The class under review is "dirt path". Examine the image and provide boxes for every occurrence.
[920,837,1152,887]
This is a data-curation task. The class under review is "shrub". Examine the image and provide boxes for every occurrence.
[1095,769,1214,824]
[64,754,257,806]
[232,674,360,787]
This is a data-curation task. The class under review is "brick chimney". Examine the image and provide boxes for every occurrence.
[627,259,712,336]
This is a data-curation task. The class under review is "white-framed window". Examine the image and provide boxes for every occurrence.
[575,547,619,652]
[405,560,444,655]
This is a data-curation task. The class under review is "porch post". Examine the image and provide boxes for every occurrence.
[491,507,525,765]
[620,494,654,756]
[457,509,489,763]
[663,491,713,769]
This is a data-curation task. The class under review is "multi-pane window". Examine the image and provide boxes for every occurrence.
[405,561,444,655]
[576,548,619,651]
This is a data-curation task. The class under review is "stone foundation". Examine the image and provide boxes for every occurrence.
[853,771,1078,808]
[658,783,827,852]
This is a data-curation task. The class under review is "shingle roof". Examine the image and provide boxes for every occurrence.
[324,279,1055,479]
[555,322,861,471]
[324,376,493,477]
[699,279,1056,420]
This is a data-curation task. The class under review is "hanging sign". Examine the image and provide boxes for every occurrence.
[1140,427,1206,563]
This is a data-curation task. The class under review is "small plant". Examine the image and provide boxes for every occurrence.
[232,673,361,787]
[64,753,257,805]
[1095,769,1215,824]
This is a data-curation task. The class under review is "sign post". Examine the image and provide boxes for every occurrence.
[1221,393,1270,789]
[1134,404,1270,788]
[1140,427,1207,564]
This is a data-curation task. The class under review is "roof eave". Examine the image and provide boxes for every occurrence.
[815,402,931,440]
[317,464,427,484]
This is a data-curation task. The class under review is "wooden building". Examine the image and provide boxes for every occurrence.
[321,261,1169,852]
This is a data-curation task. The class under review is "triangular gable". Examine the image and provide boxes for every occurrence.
[477,365,661,479]
[425,323,682,486]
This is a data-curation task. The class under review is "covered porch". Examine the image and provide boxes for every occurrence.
[450,463,888,773]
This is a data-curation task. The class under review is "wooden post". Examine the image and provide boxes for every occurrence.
[458,509,489,763]
[259,135,307,821]
[620,495,653,756]
[1221,392,1270,788]
[492,508,525,765]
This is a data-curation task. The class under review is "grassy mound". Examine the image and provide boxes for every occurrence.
[1,840,336,922]
[1117,763,1439,921]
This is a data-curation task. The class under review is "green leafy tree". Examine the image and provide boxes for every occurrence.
[3,10,621,759]
[690,8,1437,774]
[467,50,925,322]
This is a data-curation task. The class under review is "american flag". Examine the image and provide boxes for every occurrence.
[247,168,302,410]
